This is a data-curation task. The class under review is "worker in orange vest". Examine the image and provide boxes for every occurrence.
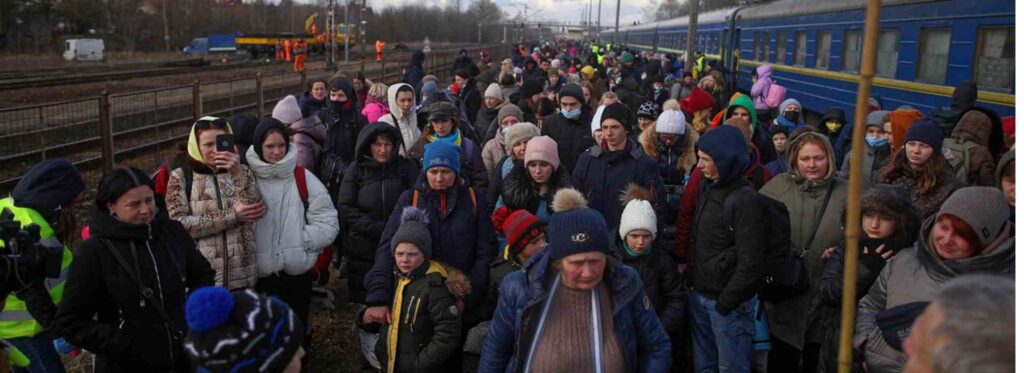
[284,39,293,62]
[276,40,285,61]
[293,40,307,72]
[375,39,385,61]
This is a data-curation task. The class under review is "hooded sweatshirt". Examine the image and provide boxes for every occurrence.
[819,108,852,163]
[950,108,1001,186]
[404,50,426,92]
[246,123,339,277]
[10,159,85,224]
[379,83,421,158]
[319,79,369,164]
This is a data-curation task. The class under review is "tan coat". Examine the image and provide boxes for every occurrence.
[167,165,263,289]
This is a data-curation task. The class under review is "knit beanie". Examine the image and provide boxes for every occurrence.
[271,95,303,125]
[637,101,659,120]
[680,86,714,114]
[505,122,541,150]
[503,209,546,257]
[779,98,802,113]
[524,135,560,170]
[547,188,610,260]
[936,187,1010,246]
[391,207,433,258]
[422,141,461,174]
[866,110,890,128]
[618,185,657,240]
[184,287,303,373]
[591,105,606,133]
[655,110,687,136]
[484,83,504,101]
[497,104,525,124]
[558,84,586,105]
[521,78,544,98]
[904,118,944,151]
[600,102,633,132]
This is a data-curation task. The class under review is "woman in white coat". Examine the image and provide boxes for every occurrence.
[245,117,339,329]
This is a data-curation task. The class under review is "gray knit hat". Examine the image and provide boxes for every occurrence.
[504,122,541,150]
[936,187,1010,246]
[497,104,524,124]
[391,207,433,258]
[866,110,890,128]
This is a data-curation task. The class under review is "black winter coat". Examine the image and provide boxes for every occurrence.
[337,122,420,303]
[540,108,595,175]
[686,178,766,313]
[499,162,573,215]
[320,98,370,165]
[474,105,500,143]
[572,140,667,231]
[54,210,214,372]
[613,236,688,333]
[459,81,483,128]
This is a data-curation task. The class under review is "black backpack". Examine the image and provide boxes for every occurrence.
[723,186,809,302]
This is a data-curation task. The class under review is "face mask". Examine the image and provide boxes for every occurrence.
[330,100,345,112]
[501,127,510,137]
[825,120,843,133]
[561,107,582,119]
[784,111,800,123]
[866,135,888,148]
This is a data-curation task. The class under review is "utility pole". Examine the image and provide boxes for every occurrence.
[596,0,602,43]
[613,0,620,44]
[326,0,334,68]
[161,0,170,51]
[359,0,366,75]
[343,0,349,63]
[478,23,482,43]
[685,0,698,73]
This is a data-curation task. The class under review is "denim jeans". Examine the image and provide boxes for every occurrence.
[6,332,66,373]
[689,291,755,373]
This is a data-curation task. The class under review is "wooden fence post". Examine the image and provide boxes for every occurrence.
[192,80,202,120]
[99,91,114,172]
[300,70,307,92]
[256,73,265,118]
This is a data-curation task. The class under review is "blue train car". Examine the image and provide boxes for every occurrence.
[606,0,1014,118]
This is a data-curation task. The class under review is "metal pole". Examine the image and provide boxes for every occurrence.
[99,91,113,172]
[838,1,880,372]
[256,73,265,118]
[478,23,482,44]
[613,0,621,45]
[327,0,334,69]
[360,0,366,75]
[685,0,698,73]
[344,0,350,63]
[596,0,602,43]
[161,0,170,51]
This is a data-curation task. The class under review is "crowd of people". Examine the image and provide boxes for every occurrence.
[0,38,1015,373]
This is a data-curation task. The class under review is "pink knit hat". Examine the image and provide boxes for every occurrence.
[524,135,559,170]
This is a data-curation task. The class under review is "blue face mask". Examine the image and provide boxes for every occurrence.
[866,135,888,148]
[501,127,510,137]
[562,107,582,119]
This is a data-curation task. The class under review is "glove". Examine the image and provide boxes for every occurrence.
[859,247,889,275]
[491,206,510,232]
[53,338,77,355]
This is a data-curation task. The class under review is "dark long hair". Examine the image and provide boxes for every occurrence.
[95,167,155,214]
[880,145,948,198]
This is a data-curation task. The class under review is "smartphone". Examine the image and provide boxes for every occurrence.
[215,134,235,153]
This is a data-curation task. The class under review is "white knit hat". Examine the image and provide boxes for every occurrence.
[484,83,503,100]
[655,110,687,136]
[619,199,657,240]
[271,95,303,124]
[591,105,606,133]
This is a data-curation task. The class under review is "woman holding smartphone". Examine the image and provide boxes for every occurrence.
[167,116,265,289]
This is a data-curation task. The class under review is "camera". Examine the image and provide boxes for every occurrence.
[0,207,64,301]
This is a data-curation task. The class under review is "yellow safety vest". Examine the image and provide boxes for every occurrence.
[0,198,72,340]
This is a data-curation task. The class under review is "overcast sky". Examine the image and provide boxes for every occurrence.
[306,0,655,27]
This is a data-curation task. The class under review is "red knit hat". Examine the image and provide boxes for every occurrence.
[680,86,714,115]
[502,209,546,256]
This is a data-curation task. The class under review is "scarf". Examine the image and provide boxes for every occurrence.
[428,128,462,147]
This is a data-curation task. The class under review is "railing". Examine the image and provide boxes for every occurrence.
[0,44,507,194]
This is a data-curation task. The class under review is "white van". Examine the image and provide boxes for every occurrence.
[63,39,105,61]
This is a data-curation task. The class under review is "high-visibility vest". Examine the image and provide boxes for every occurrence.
[0,198,72,340]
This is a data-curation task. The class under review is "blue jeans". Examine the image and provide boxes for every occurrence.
[689,291,755,373]
[6,332,66,373]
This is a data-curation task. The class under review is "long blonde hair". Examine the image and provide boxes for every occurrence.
[368,83,388,100]
[691,108,712,134]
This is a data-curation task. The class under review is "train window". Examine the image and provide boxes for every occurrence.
[776,31,787,64]
[842,29,863,72]
[975,26,1013,90]
[816,31,832,69]
[876,30,900,78]
[755,33,763,60]
[763,32,772,62]
[795,31,807,66]
[916,28,951,83]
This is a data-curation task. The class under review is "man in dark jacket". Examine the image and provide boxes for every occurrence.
[573,102,666,231]
[452,49,481,78]
[541,83,594,174]
[404,49,426,95]
[687,125,766,373]
[320,78,369,165]
[337,122,420,303]
[362,142,496,321]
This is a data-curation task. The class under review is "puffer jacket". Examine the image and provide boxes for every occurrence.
[337,122,420,303]
[750,64,775,111]
[759,132,849,350]
[167,161,263,290]
[369,261,469,373]
[481,128,507,176]
[289,115,327,172]
[378,83,421,157]
[362,96,390,123]
[854,216,1015,373]
[572,140,666,231]
[540,107,595,174]
[246,146,339,277]
[499,162,573,219]
[950,108,1002,186]
[363,177,497,311]
[613,236,688,333]
[55,210,214,372]
[479,250,672,373]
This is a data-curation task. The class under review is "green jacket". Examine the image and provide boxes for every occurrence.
[374,261,468,373]
[759,132,848,349]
